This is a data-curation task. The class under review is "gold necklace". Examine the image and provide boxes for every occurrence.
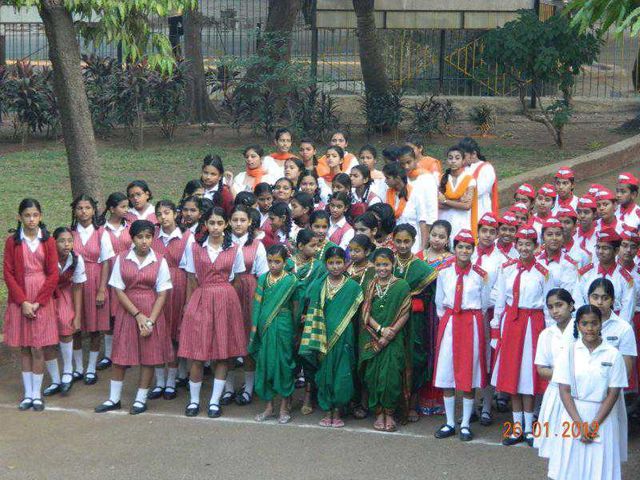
[326,276,346,298]
[375,278,394,299]
[294,255,314,280]
[395,255,414,275]
[268,271,285,286]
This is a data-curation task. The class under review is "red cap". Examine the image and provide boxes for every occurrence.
[555,206,577,219]
[596,228,621,243]
[510,202,530,215]
[454,229,475,244]
[555,167,575,180]
[542,217,563,229]
[620,226,640,243]
[577,196,597,210]
[594,188,616,202]
[588,184,604,197]
[618,172,639,187]
[498,213,518,227]
[538,183,557,198]
[515,226,538,241]
[515,183,536,199]
[478,212,499,228]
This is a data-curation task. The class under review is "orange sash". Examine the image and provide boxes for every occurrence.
[246,166,266,187]
[386,185,413,219]
[418,156,442,179]
[316,152,356,177]
[472,161,499,215]
[270,152,298,162]
[445,173,478,238]
[407,168,428,181]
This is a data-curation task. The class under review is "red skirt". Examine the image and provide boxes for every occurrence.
[4,273,58,348]
[111,288,174,366]
[81,261,110,333]
[178,283,247,361]
[493,308,545,395]
[55,287,76,337]
[166,265,188,343]
[234,273,257,342]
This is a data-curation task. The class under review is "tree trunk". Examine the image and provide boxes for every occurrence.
[39,0,102,202]
[259,0,302,63]
[183,6,218,123]
[353,0,390,99]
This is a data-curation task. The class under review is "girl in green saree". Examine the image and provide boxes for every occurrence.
[310,210,338,261]
[392,224,438,423]
[249,245,298,424]
[359,248,412,432]
[299,247,363,428]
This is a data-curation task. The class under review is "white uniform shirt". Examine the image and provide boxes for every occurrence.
[563,239,590,269]
[127,204,155,221]
[563,312,637,357]
[108,249,172,293]
[472,244,503,307]
[435,262,490,318]
[466,160,496,220]
[616,203,640,230]
[327,217,355,250]
[20,228,42,253]
[183,242,246,282]
[409,174,439,227]
[536,250,579,294]
[75,223,95,246]
[573,263,636,323]
[394,188,431,254]
[574,226,597,261]
[233,171,278,192]
[535,324,570,380]
[553,340,628,401]
[551,195,579,216]
[157,227,192,269]
[232,234,269,276]
[59,253,87,284]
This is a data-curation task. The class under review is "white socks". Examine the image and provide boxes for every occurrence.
[461,398,475,429]
[166,368,177,389]
[481,385,494,414]
[178,358,188,379]
[60,341,73,375]
[524,411,534,433]
[443,395,456,428]
[155,368,166,388]
[189,380,202,405]
[244,371,255,396]
[512,411,523,437]
[135,388,149,405]
[103,334,113,359]
[224,376,235,395]
[22,372,33,399]
[32,373,44,400]
[73,349,84,373]
[109,380,123,404]
[87,351,99,374]
[210,379,226,406]
[45,359,61,385]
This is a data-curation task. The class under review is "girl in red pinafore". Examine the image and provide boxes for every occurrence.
[70,195,110,386]
[97,192,131,371]
[148,200,192,401]
[125,180,157,224]
[221,205,269,407]
[179,206,247,419]
[95,220,173,415]
[3,198,59,411]
[42,227,86,397]
[327,192,355,250]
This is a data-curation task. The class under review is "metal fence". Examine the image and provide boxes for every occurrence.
[1,2,640,99]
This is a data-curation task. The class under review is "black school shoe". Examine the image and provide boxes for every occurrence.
[43,383,61,396]
[163,387,177,400]
[95,400,121,413]
[207,403,222,418]
[434,424,456,439]
[96,357,112,371]
[524,432,535,447]
[130,401,148,415]
[72,371,84,382]
[459,427,474,442]
[18,398,33,411]
[147,386,164,400]
[185,402,200,417]
[32,399,45,412]
[502,434,524,446]
[84,372,98,385]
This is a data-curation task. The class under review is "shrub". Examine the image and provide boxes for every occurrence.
[408,95,457,137]
[114,61,152,149]
[288,85,342,143]
[469,103,496,136]
[360,84,405,137]
[148,59,188,139]
[82,55,119,138]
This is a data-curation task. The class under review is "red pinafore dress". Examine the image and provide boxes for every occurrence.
[111,252,174,366]
[54,259,79,337]
[106,225,132,318]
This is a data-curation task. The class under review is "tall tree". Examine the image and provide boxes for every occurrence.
[260,0,302,63]
[8,0,195,201]
[352,0,390,100]
[183,3,217,123]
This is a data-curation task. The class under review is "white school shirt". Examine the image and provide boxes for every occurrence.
[351,188,381,207]
[535,250,579,294]
[327,217,355,250]
[551,195,579,216]
[59,253,87,284]
[563,239,590,269]
[183,242,246,282]
[495,241,518,260]
[573,263,636,323]
[535,324,570,373]
[408,174,439,227]
[574,227,597,261]
[552,340,628,402]
[232,233,269,276]
[490,261,547,330]
[233,171,277,193]
[262,156,285,179]
[438,173,477,241]
[435,262,490,318]
[563,312,637,357]
[595,217,625,236]
[188,224,199,235]
[616,203,640,230]
[157,227,191,269]
[75,223,95,246]
[259,211,269,228]
[472,245,504,307]
[99,223,125,263]
[393,189,430,254]
[317,178,332,204]
[127,203,155,221]
[108,248,172,293]
[465,161,496,220]
[20,228,42,253]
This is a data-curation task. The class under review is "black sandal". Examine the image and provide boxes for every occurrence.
[72,371,84,382]
[130,401,147,415]
[434,424,456,439]
[95,399,121,413]
[96,357,112,370]
[235,388,252,406]
[43,383,61,397]
[32,398,45,412]
[207,403,221,418]
[185,402,200,417]
[147,386,164,400]
[84,372,98,385]
[163,387,177,400]
[220,390,235,405]
[18,397,33,411]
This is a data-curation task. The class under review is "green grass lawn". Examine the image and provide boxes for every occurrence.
[0,140,575,308]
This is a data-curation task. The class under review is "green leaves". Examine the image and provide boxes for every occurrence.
[567,0,640,35]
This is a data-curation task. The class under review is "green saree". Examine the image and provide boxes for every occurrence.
[393,257,437,392]
[248,272,298,401]
[299,276,364,411]
[358,278,412,413]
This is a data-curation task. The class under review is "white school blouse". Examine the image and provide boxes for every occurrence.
[434,262,489,318]
[108,248,172,293]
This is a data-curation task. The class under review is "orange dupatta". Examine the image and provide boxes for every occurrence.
[445,173,478,238]
[246,166,266,187]
[316,152,356,177]
[407,167,428,181]
[386,185,413,219]
[270,152,298,162]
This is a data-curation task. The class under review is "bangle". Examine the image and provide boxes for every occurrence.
[133,311,140,318]
[376,325,382,335]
